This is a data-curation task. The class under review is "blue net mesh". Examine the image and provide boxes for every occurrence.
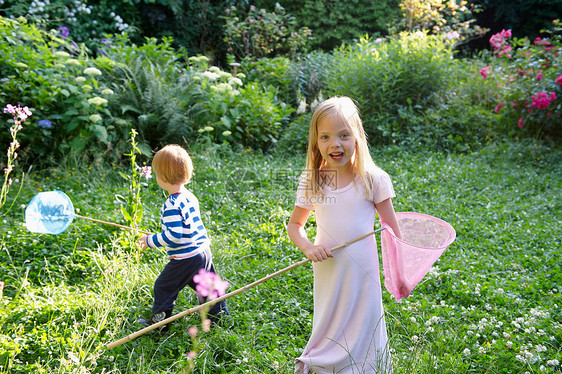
[25,190,75,234]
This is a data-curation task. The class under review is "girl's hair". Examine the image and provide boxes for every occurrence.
[304,96,380,199]
[152,144,193,185]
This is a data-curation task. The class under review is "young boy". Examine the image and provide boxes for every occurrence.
[138,144,228,332]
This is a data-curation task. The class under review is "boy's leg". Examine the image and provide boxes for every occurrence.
[183,249,229,324]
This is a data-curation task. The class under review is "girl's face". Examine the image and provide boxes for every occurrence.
[316,116,356,171]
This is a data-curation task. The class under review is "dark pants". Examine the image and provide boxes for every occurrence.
[152,249,228,322]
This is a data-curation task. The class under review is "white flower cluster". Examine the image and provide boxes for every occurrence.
[66,0,93,23]
[110,12,129,32]
[28,0,52,18]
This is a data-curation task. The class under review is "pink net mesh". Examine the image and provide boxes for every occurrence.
[381,212,456,302]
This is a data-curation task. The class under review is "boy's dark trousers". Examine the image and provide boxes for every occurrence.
[152,248,229,323]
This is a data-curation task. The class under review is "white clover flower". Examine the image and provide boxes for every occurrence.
[83,67,102,76]
[411,335,419,343]
[547,359,559,366]
[506,341,513,348]
[87,97,108,106]
[65,58,81,66]
[101,88,114,95]
[462,348,470,355]
[75,76,86,83]
[55,51,70,58]
[222,131,231,136]
[89,114,102,123]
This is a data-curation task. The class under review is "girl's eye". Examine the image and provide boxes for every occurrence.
[320,135,329,140]
[341,133,350,139]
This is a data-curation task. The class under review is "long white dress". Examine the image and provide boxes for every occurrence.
[295,170,395,374]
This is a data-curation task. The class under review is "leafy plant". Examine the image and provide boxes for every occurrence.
[480,20,562,141]
[327,32,454,144]
[222,3,311,59]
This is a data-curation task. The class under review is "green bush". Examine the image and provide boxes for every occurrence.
[96,35,208,155]
[194,62,294,152]
[254,0,402,51]
[222,3,311,60]
[0,16,114,164]
[480,22,562,141]
[327,32,454,144]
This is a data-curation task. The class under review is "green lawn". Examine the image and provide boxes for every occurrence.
[1,140,560,373]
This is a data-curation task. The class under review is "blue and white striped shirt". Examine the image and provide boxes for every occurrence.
[146,190,210,260]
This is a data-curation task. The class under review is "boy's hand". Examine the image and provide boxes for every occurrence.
[303,244,333,262]
[137,235,149,250]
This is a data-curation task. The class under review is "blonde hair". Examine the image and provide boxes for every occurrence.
[152,144,193,185]
[304,96,379,199]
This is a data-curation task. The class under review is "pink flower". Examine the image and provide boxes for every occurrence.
[518,117,524,128]
[550,92,557,101]
[193,269,229,300]
[480,66,492,79]
[137,165,152,180]
[187,351,197,359]
[188,326,198,338]
[494,103,503,114]
[202,318,211,333]
[531,92,552,109]
[536,73,544,81]
[489,29,512,53]
[556,76,562,86]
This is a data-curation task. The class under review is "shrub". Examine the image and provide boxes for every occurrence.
[327,32,454,144]
[240,56,293,105]
[0,16,113,163]
[194,62,294,152]
[222,3,311,60]
[96,35,208,155]
[480,20,562,141]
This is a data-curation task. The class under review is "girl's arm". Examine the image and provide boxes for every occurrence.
[287,206,333,262]
[375,198,402,239]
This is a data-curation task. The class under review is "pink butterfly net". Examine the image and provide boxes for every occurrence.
[381,212,456,302]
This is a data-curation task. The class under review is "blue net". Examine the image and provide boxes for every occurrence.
[25,190,75,234]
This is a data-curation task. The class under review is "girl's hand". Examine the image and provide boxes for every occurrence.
[303,243,333,262]
[137,235,149,250]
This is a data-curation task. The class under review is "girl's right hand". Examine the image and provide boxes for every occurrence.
[303,244,333,262]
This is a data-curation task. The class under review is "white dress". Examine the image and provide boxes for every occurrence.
[295,170,395,374]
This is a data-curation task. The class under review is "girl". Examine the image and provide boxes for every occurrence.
[287,96,402,373]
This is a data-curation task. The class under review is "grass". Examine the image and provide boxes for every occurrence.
[0,140,561,373]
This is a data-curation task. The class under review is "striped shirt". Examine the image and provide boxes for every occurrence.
[146,190,210,260]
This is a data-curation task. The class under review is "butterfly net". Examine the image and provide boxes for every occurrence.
[381,212,456,301]
[25,190,75,235]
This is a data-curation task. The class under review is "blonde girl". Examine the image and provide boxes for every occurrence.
[288,96,401,373]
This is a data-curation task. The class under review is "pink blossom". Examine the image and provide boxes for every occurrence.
[536,73,544,81]
[556,76,562,86]
[550,92,557,101]
[531,92,552,109]
[489,29,512,53]
[494,103,503,114]
[518,117,524,128]
[202,318,211,333]
[188,326,198,338]
[480,66,492,79]
[137,165,152,180]
[193,269,229,300]
[187,351,197,359]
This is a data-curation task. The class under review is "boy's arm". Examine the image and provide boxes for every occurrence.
[287,206,333,262]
